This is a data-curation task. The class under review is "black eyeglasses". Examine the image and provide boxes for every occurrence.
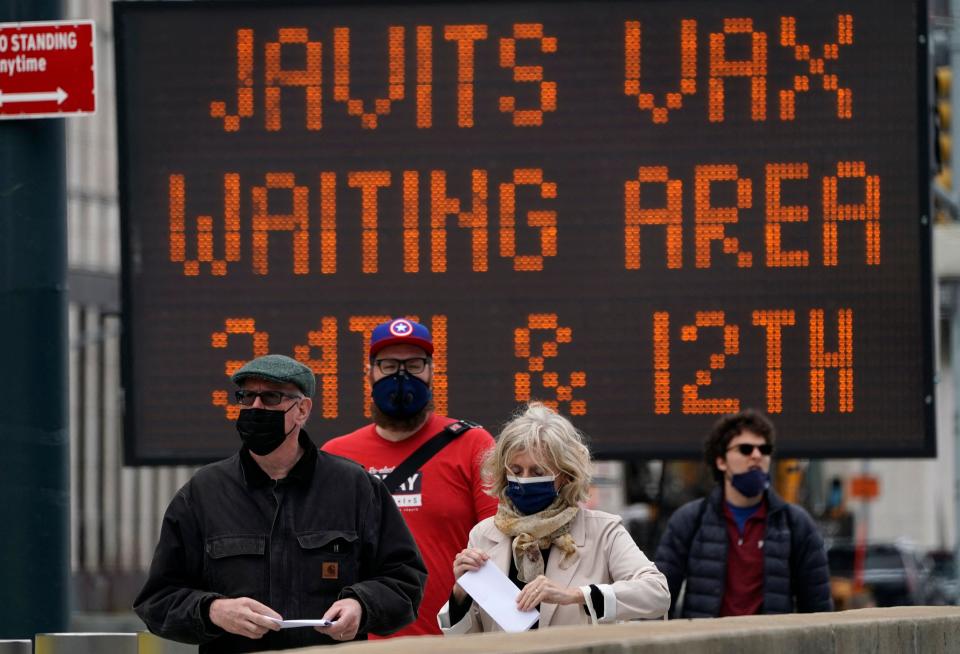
[373,357,430,375]
[235,389,303,407]
[728,443,774,456]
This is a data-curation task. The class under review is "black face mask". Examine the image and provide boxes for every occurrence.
[235,405,298,455]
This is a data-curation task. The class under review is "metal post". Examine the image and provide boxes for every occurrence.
[948,0,960,210]
[952,283,960,568]
[0,0,70,641]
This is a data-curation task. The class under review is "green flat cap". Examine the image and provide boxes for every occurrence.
[231,354,316,398]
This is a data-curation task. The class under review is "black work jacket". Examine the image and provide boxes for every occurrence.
[134,431,427,653]
[654,486,833,618]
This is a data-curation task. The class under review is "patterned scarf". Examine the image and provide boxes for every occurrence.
[493,499,580,583]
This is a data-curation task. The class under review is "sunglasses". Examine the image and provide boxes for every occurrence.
[234,389,302,407]
[728,443,774,456]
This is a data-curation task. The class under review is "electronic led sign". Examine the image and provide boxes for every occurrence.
[115,0,934,463]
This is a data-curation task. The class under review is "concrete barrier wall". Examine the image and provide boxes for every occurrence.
[21,608,960,654]
[30,633,196,654]
[34,633,137,654]
[137,633,197,654]
[285,607,960,654]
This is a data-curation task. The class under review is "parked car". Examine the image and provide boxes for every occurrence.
[924,550,960,605]
[826,540,930,607]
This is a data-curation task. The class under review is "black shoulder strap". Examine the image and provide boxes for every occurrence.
[381,419,481,493]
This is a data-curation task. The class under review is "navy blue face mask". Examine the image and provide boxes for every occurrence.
[371,372,431,418]
[505,475,558,515]
[730,468,770,498]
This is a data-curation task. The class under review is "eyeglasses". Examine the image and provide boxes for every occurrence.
[373,357,430,375]
[728,443,774,456]
[235,389,303,407]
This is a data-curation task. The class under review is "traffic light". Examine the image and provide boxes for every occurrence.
[935,65,952,191]
[934,65,954,222]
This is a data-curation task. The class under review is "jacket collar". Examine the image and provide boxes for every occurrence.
[764,487,787,513]
[712,484,787,514]
[240,430,317,489]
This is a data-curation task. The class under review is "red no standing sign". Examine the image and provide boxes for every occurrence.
[0,20,95,119]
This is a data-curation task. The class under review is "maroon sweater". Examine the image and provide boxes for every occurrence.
[720,500,767,616]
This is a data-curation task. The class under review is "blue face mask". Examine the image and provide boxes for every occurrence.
[505,475,558,515]
[371,372,431,418]
[730,468,770,498]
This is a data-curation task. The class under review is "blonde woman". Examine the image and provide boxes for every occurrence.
[445,403,670,633]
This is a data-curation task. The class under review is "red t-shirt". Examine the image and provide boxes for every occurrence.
[321,414,498,637]
[720,500,767,617]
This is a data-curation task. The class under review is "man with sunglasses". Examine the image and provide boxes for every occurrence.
[654,409,832,618]
[135,354,426,653]
[322,318,498,637]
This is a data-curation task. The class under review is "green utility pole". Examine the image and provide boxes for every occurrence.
[0,0,70,640]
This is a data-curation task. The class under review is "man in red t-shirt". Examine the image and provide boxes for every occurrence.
[322,318,497,637]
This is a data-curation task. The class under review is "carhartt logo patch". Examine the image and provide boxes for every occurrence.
[322,562,339,579]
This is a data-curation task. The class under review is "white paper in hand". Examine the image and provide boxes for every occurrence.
[265,617,336,629]
[456,562,539,632]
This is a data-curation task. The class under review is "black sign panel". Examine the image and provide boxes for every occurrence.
[115,0,934,464]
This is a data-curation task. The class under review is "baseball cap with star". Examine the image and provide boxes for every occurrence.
[369,318,434,359]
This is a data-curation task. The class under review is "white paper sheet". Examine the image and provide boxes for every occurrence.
[456,562,539,632]
[264,617,336,629]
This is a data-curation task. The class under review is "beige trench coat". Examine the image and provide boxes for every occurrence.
[444,508,670,633]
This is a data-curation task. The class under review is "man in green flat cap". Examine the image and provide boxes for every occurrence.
[135,354,427,654]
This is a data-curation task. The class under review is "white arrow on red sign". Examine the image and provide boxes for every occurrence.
[0,87,68,107]
[0,20,95,119]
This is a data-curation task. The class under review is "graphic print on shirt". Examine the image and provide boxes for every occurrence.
[370,466,423,509]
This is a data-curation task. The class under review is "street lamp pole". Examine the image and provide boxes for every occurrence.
[0,0,71,640]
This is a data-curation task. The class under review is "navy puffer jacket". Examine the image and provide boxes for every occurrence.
[654,486,833,618]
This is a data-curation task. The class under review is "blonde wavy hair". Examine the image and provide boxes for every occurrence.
[483,402,592,507]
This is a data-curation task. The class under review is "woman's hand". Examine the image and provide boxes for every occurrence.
[452,547,489,602]
[453,547,489,578]
[515,574,581,612]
